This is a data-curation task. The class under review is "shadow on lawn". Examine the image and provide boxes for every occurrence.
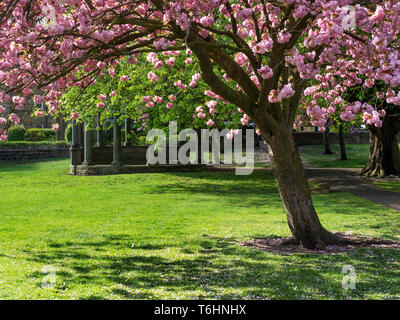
[22,233,400,299]
[0,158,68,172]
[144,170,280,196]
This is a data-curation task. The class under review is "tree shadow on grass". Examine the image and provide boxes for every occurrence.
[143,170,279,196]
[22,233,400,300]
[0,158,69,173]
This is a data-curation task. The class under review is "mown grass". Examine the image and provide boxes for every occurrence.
[0,159,399,300]
[299,143,400,192]
[372,181,400,194]
[299,144,371,168]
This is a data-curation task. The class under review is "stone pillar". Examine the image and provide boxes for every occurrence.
[70,120,83,174]
[124,118,132,147]
[111,116,121,166]
[82,122,94,166]
[71,120,79,148]
[55,117,65,141]
[96,113,104,147]
[197,129,203,164]
[77,122,84,147]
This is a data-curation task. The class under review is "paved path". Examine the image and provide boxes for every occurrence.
[223,147,400,212]
[304,166,400,212]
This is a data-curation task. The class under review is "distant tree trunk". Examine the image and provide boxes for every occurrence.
[56,117,66,141]
[360,113,400,177]
[264,125,343,249]
[339,124,347,160]
[322,129,333,155]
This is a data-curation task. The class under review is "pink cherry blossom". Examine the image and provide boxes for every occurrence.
[206,119,214,126]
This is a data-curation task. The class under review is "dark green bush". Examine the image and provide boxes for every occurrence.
[25,129,46,141]
[65,125,72,143]
[42,129,56,141]
[7,126,27,141]
[25,128,56,142]
[0,141,69,148]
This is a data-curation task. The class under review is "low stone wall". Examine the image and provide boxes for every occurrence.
[0,144,70,162]
[71,145,164,166]
[92,145,148,165]
[293,131,370,146]
[73,164,209,176]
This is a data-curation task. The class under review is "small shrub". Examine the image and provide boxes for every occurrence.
[25,128,56,142]
[7,126,26,141]
[0,141,69,148]
[25,129,46,141]
[42,129,56,141]
[65,125,72,143]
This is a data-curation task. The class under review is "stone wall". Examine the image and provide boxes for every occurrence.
[293,131,370,146]
[84,145,149,165]
[73,163,208,176]
[0,144,70,162]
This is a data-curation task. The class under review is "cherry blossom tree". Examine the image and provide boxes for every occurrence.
[0,0,399,249]
[60,54,243,134]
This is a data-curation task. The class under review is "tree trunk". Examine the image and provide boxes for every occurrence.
[360,114,400,177]
[339,124,347,160]
[322,130,333,155]
[265,128,342,249]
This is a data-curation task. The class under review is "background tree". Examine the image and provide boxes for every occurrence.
[344,83,400,176]
[60,54,244,136]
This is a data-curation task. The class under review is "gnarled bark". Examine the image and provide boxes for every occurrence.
[360,113,400,177]
[265,126,344,249]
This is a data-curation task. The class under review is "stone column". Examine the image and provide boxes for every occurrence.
[77,122,84,147]
[197,129,203,165]
[96,113,104,147]
[71,120,79,148]
[70,120,82,174]
[124,118,132,147]
[82,122,94,166]
[111,116,121,166]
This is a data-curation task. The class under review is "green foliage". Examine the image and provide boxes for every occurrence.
[65,125,72,143]
[7,125,27,141]
[121,129,148,146]
[60,54,242,134]
[63,122,147,146]
[0,141,69,148]
[25,128,56,141]
[300,144,372,168]
[43,129,57,141]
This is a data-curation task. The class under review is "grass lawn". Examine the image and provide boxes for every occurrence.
[299,143,400,193]
[0,159,399,300]
[372,181,400,194]
[299,144,371,168]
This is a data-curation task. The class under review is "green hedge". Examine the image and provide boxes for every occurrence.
[0,141,69,149]
[25,128,56,141]
[7,126,27,141]
[65,125,72,143]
